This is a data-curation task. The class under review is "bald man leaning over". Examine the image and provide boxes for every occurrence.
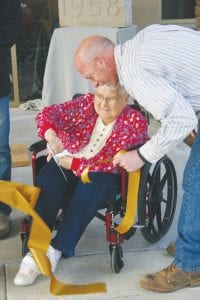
[74,24,200,293]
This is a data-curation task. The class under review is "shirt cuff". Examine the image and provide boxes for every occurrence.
[71,157,81,171]
[137,149,150,164]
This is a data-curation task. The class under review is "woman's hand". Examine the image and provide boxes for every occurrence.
[57,155,73,169]
[45,128,64,154]
[113,150,145,172]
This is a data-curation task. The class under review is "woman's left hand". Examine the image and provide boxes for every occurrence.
[57,155,73,169]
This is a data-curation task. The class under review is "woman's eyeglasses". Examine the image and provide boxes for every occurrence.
[94,93,118,104]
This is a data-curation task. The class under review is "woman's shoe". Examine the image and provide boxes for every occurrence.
[46,245,62,272]
[14,252,41,285]
[14,245,62,286]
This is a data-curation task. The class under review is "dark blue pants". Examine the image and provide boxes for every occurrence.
[35,159,121,257]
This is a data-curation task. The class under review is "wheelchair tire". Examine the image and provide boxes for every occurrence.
[109,244,124,273]
[137,155,177,243]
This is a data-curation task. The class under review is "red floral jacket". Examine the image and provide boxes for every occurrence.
[36,93,148,176]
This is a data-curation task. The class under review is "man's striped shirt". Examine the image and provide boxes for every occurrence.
[115,24,200,163]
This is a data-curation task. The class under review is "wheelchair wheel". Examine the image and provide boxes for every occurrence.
[138,155,177,243]
[109,244,124,273]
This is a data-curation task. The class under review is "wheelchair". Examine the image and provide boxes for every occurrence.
[21,138,177,274]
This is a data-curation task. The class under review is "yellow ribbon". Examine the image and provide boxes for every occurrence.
[0,180,106,295]
[114,170,140,234]
[0,149,140,294]
[81,150,140,234]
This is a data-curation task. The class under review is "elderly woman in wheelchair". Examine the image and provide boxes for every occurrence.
[14,84,148,286]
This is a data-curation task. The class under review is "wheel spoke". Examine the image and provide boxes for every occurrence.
[147,202,157,229]
[154,165,161,186]
[160,172,167,189]
[155,203,162,230]
[148,222,157,234]
[161,197,167,204]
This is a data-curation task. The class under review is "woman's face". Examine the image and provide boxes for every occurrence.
[94,85,128,125]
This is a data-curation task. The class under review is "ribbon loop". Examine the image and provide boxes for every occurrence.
[0,180,106,295]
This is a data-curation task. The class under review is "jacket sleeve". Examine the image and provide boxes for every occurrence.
[35,94,93,138]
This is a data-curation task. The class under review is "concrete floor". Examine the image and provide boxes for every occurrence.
[1,107,199,299]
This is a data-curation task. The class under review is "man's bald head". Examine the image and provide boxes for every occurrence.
[74,35,115,66]
[74,35,118,88]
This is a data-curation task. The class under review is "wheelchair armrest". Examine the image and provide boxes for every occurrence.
[29,140,47,153]
[72,93,84,99]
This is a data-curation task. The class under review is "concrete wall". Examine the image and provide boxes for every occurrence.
[132,0,195,29]
[133,0,161,29]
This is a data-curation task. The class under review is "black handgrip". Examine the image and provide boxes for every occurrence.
[29,139,47,153]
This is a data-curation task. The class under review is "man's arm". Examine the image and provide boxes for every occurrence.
[130,74,197,164]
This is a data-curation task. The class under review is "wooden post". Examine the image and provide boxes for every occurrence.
[195,0,200,30]
[10,44,20,107]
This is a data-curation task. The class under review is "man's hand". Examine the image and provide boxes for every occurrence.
[113,150,145,172]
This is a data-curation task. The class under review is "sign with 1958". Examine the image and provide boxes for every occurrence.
[58,0,133,27]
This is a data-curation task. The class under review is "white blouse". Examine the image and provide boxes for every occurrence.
[56,117,115,159]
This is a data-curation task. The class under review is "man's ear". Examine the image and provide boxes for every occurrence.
[94,55,106,68]
[125,95,129,104]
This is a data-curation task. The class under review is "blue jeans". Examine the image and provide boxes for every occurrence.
[174,122,200,271]
[0,96,11,216]
[35,159,121,257]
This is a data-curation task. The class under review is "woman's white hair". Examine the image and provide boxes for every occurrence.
[94,84,128,98]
